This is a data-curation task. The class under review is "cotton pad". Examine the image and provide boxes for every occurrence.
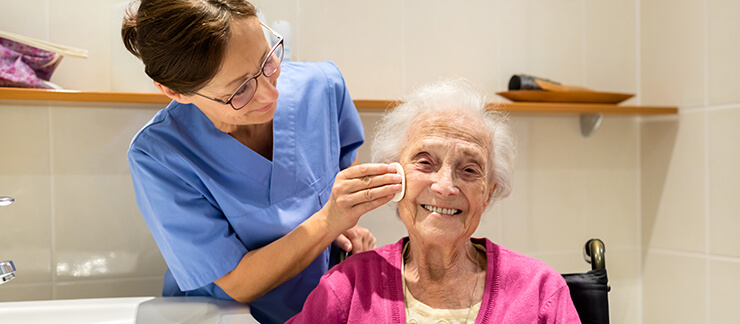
[390,162,405,202]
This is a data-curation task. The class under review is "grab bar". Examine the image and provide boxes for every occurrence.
[583,239,606,270]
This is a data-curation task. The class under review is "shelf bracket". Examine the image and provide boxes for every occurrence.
[580,113,603,137]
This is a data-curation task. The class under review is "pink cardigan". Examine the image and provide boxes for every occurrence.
[287,238,581,323]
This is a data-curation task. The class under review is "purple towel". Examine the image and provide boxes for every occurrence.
[0,37,61,88]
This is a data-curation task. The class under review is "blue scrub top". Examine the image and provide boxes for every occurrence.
[128,61,364,324]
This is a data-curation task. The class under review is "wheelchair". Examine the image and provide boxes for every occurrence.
[562,239,610,324]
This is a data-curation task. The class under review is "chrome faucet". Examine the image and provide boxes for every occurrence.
[0,196,15,285]
[1,261,15,285]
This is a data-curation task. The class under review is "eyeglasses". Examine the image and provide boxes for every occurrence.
[195,23,284,110]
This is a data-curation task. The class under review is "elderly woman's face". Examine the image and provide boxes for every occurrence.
[397,111,495,244]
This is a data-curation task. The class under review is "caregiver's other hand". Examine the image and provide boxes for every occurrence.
[335,225,377,254]
[321,163,402,236]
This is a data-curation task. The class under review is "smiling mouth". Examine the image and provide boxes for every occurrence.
[422,204,462,215]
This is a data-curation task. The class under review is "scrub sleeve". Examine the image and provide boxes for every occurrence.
[128,61,364,324]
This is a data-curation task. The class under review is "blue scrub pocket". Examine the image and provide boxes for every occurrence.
[317,181,332,208]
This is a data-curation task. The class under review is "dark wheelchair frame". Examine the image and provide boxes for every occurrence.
[562,238,610,324]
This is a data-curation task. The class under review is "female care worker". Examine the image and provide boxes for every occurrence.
[122,1,402,323]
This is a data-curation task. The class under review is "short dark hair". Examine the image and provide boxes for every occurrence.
[121,0,257,95]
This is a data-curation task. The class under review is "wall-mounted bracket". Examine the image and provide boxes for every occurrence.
[580,113,603,137]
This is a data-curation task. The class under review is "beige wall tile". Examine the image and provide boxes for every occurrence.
[0,177,52,285]
[49,103,163,282]
[472,202,504,244]
[53,175,166,281]
[250,0,298,62]
[584,1,637,94]
[403,0,499,96]
[110,1,159,93]
[356,112,384,164]
[498,116,531,252]
[0,283,53,302]
[641,0,705,107]
[609,277,640,324]
[641,113,705,253]
[710,259,740,323]
[48,0,117,91]
[498,169,533,252]
[506,115,639,253]
[51,107,157,175]
[297,0,404,99]
[250,0,297,24]
[527,169,592,251]
[497,0,584,93]
[707,0,740,105]
[581,117,639,249]
[643,251,706,323]
[708,108,740,257]
[0,105,50,174]
[55,277,162,299]
[532,252,591,275]
[0,105,52,285]
[503,115,585,253]
[0,0,48,39]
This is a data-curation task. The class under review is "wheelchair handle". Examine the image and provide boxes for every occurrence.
[583,238,606,270]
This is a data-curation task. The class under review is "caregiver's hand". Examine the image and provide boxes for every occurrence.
[335,225,377,254]
[321,163,402,236]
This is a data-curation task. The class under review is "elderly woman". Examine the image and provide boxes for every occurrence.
[287,79,580,323]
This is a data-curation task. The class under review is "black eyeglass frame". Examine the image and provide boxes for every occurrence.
[194,23,284,110]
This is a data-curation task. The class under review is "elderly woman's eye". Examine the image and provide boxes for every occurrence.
[464,167,481,175]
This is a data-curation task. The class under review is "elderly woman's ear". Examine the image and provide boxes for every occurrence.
[487,183,497,204]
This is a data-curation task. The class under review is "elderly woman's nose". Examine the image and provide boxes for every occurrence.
[430,167,459,196]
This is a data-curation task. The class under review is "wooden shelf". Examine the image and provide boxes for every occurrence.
[1,87,677,115]
[0,87,171,104]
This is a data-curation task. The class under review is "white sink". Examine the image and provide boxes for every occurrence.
[0,296,258,324]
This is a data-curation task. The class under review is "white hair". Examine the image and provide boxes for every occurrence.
[371,78,516,203]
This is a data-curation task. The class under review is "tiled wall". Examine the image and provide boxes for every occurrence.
[640,0,740,323]
[12,0,736,323]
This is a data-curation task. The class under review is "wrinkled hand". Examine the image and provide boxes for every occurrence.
[334,226,377,254]
[321,163,402,236]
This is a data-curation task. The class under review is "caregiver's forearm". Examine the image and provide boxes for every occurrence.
[213,210,337,304]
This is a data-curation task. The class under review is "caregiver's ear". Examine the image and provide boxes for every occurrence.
[155,81,193,104]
